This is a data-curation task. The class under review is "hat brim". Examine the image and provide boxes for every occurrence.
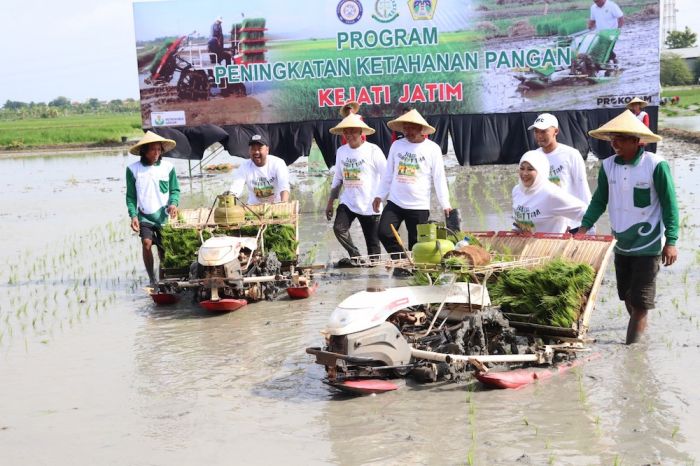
[129,134,177,155]
[329,125,375,136]
[588,129,662,144]
[626,98,649,109]
[387,119,435,135]
[527,123,557,131]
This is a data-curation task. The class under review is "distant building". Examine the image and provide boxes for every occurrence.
[665,46,700,80]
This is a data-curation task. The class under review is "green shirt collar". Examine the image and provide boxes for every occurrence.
[613,147,644,166]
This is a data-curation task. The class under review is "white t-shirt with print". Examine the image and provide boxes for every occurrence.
[537,143,592,205]
[229,155,290,205]
[376,138,450,210]
[332,142,387,216]
[590,0,623,30]
[512,182,587,234]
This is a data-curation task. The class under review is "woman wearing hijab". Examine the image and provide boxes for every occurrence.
[512,150,587,234]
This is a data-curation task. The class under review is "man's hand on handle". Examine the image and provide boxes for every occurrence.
[573,227,588,239]
[166,204,178,218]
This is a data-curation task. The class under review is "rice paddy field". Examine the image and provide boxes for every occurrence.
[0,138,699,465]
[0,113,142,149]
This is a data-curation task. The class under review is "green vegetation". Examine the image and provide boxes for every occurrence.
[665,26,697,49]
[661,54,694,86]
[161,226,212,269]
[661,87,700,106]
[0,113,142,150]
[530,12,587,37]
[241,224,298,261]
[489,259,595,328]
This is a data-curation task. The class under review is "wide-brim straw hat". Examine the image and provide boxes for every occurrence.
[588,110,662,144]
[626,97,648,109]
[329,113,375,136]
[339,101,360,118]
[129,131,177,155]
[387,109,436,135]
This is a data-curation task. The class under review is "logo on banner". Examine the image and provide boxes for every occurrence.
[407,0,436,20]
[372,0,399,23]
[337,0,363,24]
[151,111,186,127]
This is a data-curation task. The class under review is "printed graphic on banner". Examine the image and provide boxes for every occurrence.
[133,0,660,127]
[150,111,186,127]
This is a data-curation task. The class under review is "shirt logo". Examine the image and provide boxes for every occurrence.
[372,0,399,23]
[337,0,363,24]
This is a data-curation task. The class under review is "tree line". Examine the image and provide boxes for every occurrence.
[1,97,140,120]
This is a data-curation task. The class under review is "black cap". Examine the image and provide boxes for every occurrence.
[248,134,269,146]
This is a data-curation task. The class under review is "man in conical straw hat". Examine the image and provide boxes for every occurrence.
[575,110,678,344]
[626,97,650,127]
[326,114,386,267]
[126,131,180,285]
[372,109,451,275]
[338,101,365,145]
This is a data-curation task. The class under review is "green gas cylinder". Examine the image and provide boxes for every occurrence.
[214,194,245,225]
[412,224,455,264]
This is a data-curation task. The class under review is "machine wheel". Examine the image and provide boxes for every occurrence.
[220,82,247,98]
[177,69,209,100]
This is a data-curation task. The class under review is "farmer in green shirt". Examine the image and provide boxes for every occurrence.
[575,111,678,344]
[126,131,180,285]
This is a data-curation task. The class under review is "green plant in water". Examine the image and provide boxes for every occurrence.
[489,259,595,327]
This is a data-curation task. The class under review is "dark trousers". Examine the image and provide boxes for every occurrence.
[333,203,381,258]
[378,201,429,255]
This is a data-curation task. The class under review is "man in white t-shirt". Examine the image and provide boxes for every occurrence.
[373,109,451,270]
[588,0,623,31]
[228,134,290,205]
[529,113,592,204]
[588,0,623,63]
[528,113,593,233]
[325,114,387,266]
[588,0,625,63]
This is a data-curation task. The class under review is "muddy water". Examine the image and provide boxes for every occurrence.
[1,143,699,465]
[481,19,660,113]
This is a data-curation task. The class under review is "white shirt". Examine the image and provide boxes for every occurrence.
[229,155,290,205]
[332,142,387,216]
[512,182,587,234]
[376,138,450,210]
[590,0,623,30]
[537,143,592,205]
[127,159,174,215]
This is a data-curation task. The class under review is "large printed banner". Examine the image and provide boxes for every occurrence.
[133,0,660,128]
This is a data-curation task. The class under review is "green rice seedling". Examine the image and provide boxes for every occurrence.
[672,425,680,440]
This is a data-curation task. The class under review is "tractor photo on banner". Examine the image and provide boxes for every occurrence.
[133,0,659,129]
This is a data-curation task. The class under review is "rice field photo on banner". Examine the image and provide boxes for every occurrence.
[132,0,660,127]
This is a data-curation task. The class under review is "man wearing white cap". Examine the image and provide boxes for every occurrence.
[228,134,290,205]
[326,114,386,266]
[575,110,678,345]
[528,113,592,230]
[126,131,180,285]
[372,109,451,268]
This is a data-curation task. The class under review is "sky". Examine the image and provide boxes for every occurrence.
[1,0,699,104]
